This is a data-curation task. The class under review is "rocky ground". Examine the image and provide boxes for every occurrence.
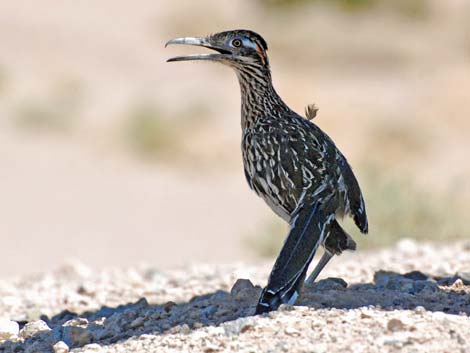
[1,239,470,353]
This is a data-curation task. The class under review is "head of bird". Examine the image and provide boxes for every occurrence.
[166,29,269,72]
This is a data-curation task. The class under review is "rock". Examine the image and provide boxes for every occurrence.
[230,279,254,296]
[374,271,401,287]
[230,279,260,304]
[163,301,176,313]
[168,324,191,335]
[222,317,256,336]
[201,305,217,317]
[53,341,70,353]
[450,278,464,290]
[436,276,456,286]
[374,271,414,291]
[437,274,470,287]
[307,277,348,290]
[403,271,428,281]
[129,317,145,329]
[412,280,438,293]
[19,320,51,339]
[62,326,92,347]
[210,290,229,300]
[284,326,300,336]
[24,340,54,353]
[0,319,19,340]
[133,297,149,309]
[387,318,406,332]
[63,317,88,328]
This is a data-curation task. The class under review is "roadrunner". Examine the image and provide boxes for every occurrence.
[166,30,368,314]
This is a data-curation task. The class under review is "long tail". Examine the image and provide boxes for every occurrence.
[255,202,333,314]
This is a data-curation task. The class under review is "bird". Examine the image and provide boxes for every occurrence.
[166,29,368,314]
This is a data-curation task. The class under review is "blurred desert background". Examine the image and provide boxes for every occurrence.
[0,0,469,278]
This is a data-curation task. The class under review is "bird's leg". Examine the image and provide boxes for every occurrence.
[305,220,356,285]
[304,251,334,285]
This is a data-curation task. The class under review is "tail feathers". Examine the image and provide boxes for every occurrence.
[255,202,332,314]
[256,281,301,314]
[337,154,368,234]
[353,195,368,234]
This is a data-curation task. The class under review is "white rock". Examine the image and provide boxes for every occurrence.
[53,341,70,353]
[19,320,51,339]
[0,319,19,340]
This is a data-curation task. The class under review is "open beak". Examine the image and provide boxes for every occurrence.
[165,37,233,62]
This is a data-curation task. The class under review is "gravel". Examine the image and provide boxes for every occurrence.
[1,239,470,353]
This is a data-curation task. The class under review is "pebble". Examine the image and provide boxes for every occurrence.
[284,326,300,336]
[230,279,259,302]
[231,279,254,295]
[53,341,70,353]
[129,317,145,329]
[451,278,464,289]
[387,318,406,332]
[62,326,93,347]
[222,317,256,336]
[19,320,51,339]
[163,301,176,313]
[373,271,432,293]
[374,271,400,287]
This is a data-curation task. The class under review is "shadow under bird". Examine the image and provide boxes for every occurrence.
[166,30,368,314]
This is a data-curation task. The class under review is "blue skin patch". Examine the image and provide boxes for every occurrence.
[229,37,258,50]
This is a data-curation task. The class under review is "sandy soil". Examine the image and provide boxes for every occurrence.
[0,240,469,352]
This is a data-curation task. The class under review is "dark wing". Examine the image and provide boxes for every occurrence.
[256,117,339,314]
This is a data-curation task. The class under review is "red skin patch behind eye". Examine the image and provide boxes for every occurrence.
[255,42,266,64]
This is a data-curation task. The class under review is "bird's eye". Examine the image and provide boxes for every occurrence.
[232,39,242,48]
